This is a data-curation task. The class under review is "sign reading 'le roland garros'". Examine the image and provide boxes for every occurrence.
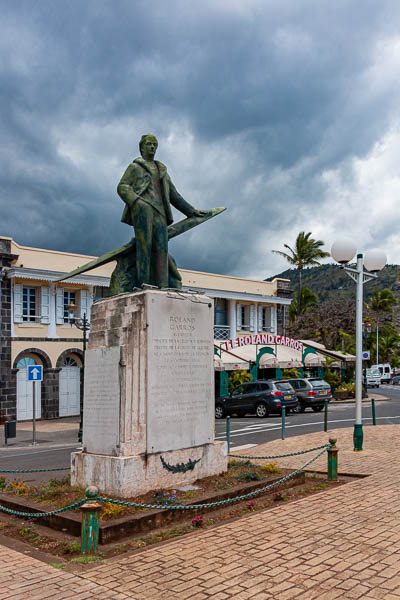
[223,334,303,352]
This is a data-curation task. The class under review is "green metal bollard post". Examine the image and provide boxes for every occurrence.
[371,398,376,426]
[80,486,102,554]
[353,424,363,451]
[226,416,231,453]
[327,438,338,481]
[324,399,328,432]
[281,406,286,440]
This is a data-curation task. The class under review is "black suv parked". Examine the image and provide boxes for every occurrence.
[215,380,298,419]
[286,378,332,412]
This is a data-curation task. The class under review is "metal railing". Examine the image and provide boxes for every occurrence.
[214,325,230,340]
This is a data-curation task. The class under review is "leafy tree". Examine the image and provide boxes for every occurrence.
[282,368,300,379]
[290,298,356,349]
[323,367,342,389]
[366,289,397,364]
[228,370,252,393]
[379,332,400,363]
[289,286,318,322]
[368,288,397,317]
[370,327,400,364]
[338,331,356,355]
[272,232,329,317]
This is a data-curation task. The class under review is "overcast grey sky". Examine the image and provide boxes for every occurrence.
[2,0,400,279]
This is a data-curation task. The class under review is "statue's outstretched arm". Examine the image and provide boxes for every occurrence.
[168,178,207,218]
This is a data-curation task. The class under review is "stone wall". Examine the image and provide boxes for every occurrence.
[0,239,17,422]
[42,368,61,419]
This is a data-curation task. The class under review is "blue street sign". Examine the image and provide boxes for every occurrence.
[27,365,43,381]
[362,351,370,360]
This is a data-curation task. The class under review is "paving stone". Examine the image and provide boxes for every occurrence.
[3,425,400,599]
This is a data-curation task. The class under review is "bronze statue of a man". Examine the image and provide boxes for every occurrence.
[117,134,205,289]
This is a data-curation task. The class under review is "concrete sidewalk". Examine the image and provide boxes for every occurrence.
[1,425,400,599]
[331,391,392,404]
[1,417,80,449]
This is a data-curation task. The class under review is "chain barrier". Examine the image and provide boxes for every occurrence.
[0,445,329,518]
[0,498,86,518]
[0,467,69,474]
[98,446,328,511]
[228,443,330,461]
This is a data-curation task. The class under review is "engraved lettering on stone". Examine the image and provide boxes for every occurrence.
[83,346,121,455]
[147,295,214,453]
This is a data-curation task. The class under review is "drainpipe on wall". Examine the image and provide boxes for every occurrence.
[0,269,4,342]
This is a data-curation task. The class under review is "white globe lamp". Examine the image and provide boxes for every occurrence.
[364,249,387,273]
[331,238,357,264]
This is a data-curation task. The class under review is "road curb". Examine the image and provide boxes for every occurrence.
[0,442,80,452]
[331,397,391,404]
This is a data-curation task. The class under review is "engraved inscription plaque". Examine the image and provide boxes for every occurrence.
[83,346,121,455]
[146,293,214,453]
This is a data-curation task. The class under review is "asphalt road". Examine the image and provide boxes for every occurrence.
[0,445,79,484]
[215,385,400,450]
[1,386,400,483]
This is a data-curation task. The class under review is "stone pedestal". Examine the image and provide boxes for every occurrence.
[71,289,227,496]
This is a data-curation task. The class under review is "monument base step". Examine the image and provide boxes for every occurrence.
[71,441,228,497]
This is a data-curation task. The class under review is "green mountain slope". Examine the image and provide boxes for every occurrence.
[267,264,400,303]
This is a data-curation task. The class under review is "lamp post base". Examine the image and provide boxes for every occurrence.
[353,424,363,451]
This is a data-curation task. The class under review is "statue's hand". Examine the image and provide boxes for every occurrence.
[189,209,209,218]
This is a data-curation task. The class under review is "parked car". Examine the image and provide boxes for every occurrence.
[392,375,400,385]
[286,378,332,413]
[215,380,298,419]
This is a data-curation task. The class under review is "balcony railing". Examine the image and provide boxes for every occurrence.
[214,325,230,340]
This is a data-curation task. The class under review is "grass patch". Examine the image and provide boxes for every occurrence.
[71,555,106,564]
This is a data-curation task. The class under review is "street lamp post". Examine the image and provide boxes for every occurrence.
[67,302,90,443]
[331,240,386,451]
[376,323,379,366]
[363,321,372,398]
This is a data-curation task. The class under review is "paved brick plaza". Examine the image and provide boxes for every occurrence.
[1,424,400,599]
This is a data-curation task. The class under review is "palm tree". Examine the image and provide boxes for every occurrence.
[289,286,318,322]
[377,331,400,364]
[273,231,329,317]
[367,289,397,363]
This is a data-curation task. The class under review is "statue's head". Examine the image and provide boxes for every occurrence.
[139,134,158,160]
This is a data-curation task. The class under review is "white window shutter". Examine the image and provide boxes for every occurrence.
[236,303,242,329]
[14,283,23,323]
[249,305,255,331]
[80,290,89,319]
[258,306,263,330]
[40,286,50,324]
[271,306,277,332]
[56,288,64,324]
[265,306,272,329]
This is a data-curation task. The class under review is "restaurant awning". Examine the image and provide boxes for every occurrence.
[301,340,355,363]
[214,342,326,371]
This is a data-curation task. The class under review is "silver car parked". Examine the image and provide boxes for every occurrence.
[287,378,332,413]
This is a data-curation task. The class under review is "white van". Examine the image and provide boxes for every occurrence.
[371,364,393,384]
[365,368,381,388]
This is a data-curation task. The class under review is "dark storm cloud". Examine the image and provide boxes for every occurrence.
[1,0,400,277]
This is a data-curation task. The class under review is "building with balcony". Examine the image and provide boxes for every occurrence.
[0,235,292,421]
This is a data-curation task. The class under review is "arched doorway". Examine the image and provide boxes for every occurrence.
[16,355,42,421]
[59,353,81,417]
